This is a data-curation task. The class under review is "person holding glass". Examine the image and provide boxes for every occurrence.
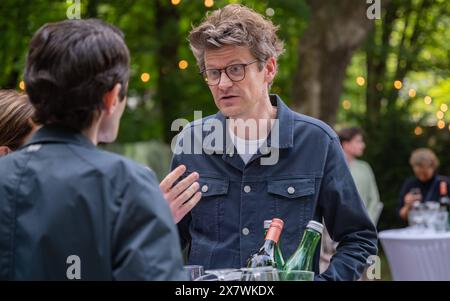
[399,148,450,222]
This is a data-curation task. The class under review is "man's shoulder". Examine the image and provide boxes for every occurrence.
[4,143,155,183]
[290,111,338,140]
[189,114,222,128]
[353,159,373,170]
[89,148,157,180]
[402,176,418,187]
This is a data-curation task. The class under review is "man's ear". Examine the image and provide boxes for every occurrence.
[0,146,12,156]
[102,84,122,115]
[265,57,277,84]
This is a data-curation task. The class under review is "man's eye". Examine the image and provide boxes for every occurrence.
[208,70,220,78]
[228,65,242,74]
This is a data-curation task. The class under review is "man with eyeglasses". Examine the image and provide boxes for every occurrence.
[166,4,377,281]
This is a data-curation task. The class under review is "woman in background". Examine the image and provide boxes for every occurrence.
[399,148,450,221]
[0,90,38,156]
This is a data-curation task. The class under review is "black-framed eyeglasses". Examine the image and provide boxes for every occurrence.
[201,59,259,86]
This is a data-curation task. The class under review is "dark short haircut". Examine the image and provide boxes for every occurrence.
[337,127,363,145]
[24,19,130,131]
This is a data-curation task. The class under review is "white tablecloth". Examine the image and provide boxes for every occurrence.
[379,228,450,281]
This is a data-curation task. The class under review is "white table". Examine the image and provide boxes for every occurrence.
[379,228,450,281]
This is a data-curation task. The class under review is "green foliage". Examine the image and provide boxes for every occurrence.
[0,0,447,232]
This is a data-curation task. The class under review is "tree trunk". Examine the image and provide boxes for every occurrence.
[366,0,396,131]
[155,0,180,143]
[292,0,374,126]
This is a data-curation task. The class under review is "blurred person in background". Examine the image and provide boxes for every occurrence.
[0,90,39,156]
[338,127,382,223]
[399,148,450,221]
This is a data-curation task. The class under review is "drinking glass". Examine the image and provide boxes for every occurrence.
[194,268,242,281]
[240,267,279,281]
[183,265,204,281]
[278,270,315,281]
[410,188,422,202]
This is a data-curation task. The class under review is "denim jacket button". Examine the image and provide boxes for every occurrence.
[244,185,251,193]
[287,186,295,195]
[242,228,250,235]
[201,185,209,193]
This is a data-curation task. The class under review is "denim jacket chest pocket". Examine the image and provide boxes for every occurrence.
[267,178,316,256]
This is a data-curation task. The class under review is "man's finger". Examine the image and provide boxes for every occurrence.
[160,165,186,192]
[166,172,199,202]
[177,192,202,221]
[172,181,200,209]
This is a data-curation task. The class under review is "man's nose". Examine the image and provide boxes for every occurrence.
[218,71,233,89]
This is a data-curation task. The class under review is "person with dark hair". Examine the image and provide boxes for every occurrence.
[338,127,382,224]
[0,19,187,280]
[0,90,39,156]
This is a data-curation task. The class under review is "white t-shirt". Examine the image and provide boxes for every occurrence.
[228,127,266,164]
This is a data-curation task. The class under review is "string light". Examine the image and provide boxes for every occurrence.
[179,60,189,70]
[140,73,150,83]
[424,96,432,105]
[408,89,416,98]
[437,120,445,129]
[440,104,448,112]
[19,80,25,90]
[342,100,351,110]
[171,0,181,5]
[204,0,214,8]
[436,111,444,120]
[394,80,402,90]
[356,76,365,86]
[414,126,423,136]
[265,8,275,17]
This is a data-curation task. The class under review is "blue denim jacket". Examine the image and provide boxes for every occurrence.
[171,94,378,281]
[0,126,186,280]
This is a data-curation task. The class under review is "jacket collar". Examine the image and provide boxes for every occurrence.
[203,94,294,154]
[23,125,96,150]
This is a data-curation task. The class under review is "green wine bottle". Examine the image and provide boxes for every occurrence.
[264,219,285,269]
[283,220,323,272]
[246,218,284,268]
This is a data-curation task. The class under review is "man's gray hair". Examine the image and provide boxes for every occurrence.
[188,4,285,72]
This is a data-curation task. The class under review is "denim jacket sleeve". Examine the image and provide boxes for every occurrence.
[316,137,378,281]
[112,166,187,280]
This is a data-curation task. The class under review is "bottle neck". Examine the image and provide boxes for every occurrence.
[265,225,281,244]
[298,228,320,252]
[440,181,448,196]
